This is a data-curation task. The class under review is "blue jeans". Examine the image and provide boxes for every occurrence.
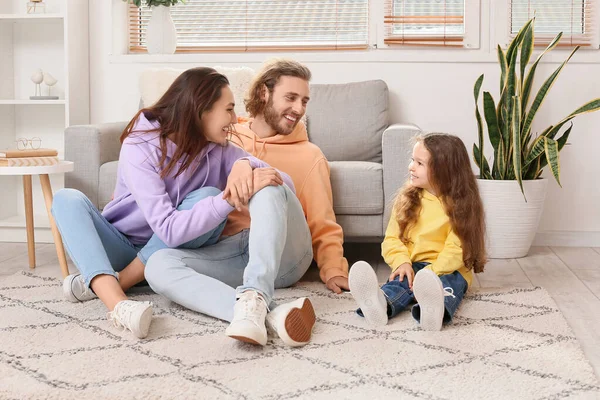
[144,184,314,322]
[359,262,468,325]
[137,187,226,264]
[51,187,226,288]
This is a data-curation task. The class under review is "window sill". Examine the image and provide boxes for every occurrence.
[108,46,600,65]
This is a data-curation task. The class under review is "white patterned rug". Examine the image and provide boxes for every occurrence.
[0,271,599,400]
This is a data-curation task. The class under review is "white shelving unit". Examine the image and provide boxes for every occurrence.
[0,13,64,20]
[0,0,89,242]
[0,99,67,105]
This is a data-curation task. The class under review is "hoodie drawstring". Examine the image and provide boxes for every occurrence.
[251,134,268,159]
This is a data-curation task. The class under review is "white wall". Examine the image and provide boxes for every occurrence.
[88,0,600,245]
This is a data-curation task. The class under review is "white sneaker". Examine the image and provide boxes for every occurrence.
[266,298,316,347]
[349,261,388,327]
[412,269,455,331]
[63,274,97,303]
[107,300,153,339]
[225,290,268,346]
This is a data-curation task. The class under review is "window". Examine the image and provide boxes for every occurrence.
[128,0,369,52]
[509,0,597,47]
[383,0,480,48]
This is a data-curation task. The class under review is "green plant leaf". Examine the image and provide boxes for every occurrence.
[496,139,505,179]
[521,32,563,116]
[496,46,508,150]
[522,45,580,140]
[536,99,600,144]
[520,21,534,86]
[506,18,534,66]
[512,96,524,195]
[498,45,508,93]
[543,117,574,140]
[500,21,526,157]
[473,144,491,179]
[544,138,561,186]
[523,135,546,170]
[556,123,573,150]
[525,123,573,179]
[483,92,501,153]
[474,74,484,101]
[474,75,485,177]
[567,98,600,118]
[502,45,519,166]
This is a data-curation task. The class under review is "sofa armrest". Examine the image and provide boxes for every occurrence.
[64,122,127,207]
[382,123,422,233]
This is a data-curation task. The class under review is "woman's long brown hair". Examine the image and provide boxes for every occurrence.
[394,133,487,273]
[120,67,230,179]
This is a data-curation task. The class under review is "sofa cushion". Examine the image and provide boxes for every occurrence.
[337,214,383,239]
[98,161,119,210]
[329,161,383,215]
[307,80,388,163]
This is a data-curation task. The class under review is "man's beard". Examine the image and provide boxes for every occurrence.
[263,97,298,135]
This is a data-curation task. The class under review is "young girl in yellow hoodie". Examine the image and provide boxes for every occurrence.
[349,133,487,331]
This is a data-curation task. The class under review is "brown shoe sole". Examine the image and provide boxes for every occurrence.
[285,298,316,343]
[228,335,263,345]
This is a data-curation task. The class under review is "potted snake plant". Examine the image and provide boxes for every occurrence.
[473,17,600,258]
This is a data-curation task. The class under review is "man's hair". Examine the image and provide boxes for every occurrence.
[245,59,312,117]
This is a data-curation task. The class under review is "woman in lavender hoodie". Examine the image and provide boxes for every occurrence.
[52,68,291,339]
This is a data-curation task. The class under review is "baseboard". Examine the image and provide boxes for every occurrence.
[533,231,600,247]
[0,226,54,243]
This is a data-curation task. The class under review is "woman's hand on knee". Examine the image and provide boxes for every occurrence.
[251,168,283,196]
[224,160,254,211]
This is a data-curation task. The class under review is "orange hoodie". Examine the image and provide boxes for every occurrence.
[223,119,349,283]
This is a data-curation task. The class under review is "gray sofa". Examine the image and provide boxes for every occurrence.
[65,80,420,242]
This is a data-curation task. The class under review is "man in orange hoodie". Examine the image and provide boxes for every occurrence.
[227,59,350,294]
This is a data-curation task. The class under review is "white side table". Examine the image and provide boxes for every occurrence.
[0,161,74,278]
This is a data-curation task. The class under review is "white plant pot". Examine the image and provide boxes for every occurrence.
[477,178,548,259]
[146,6,177,55]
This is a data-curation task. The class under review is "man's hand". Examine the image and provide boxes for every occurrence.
[223,160,253,211]
[389,262,414,289]
[252,167,284,195]
[326,276,349,294]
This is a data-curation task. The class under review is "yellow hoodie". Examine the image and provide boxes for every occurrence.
[382,190,473,287]
[223,119,349,283]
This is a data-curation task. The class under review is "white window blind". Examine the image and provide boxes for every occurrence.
[383,0,468,46]
[128,0,369,52]
[509,0,597,47]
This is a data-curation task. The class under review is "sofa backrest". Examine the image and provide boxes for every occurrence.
[306,80,389,163]
[138,68,389,164]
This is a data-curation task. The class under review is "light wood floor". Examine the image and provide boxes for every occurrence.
[1,242,599,380]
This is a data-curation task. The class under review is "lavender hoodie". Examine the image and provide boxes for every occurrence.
[102,112,295,247]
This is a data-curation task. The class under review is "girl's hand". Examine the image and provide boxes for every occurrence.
[389,262,414,289]
[223,160,253,211]
[252,167,284,195]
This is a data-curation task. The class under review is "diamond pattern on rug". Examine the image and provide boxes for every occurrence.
[0,271,598,400]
